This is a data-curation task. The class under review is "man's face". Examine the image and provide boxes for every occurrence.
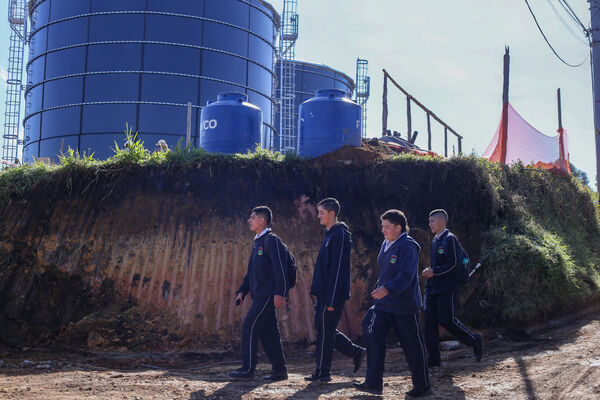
[248,212,265,232]
[381,219,402,242]
[317,206,335,227]
[428,214,446,235]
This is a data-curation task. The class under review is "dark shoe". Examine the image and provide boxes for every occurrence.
[428,359,441,367]
[353,381,383,394]
[406,386,432,397]
[227,368,254,379]
[263,371,288,382]
[353,348,365,373]
[474,333,484,362]
[304,373,331,382]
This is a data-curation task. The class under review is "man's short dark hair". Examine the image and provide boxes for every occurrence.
[429,209,448,221]
[380,209,409,233]
[317,197,341,217]
[252,206,272,227]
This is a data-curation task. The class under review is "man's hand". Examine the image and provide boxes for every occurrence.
[274,295,285,309]
[235,292,244,306]
[422,268,434,279]
[371,286,389,300]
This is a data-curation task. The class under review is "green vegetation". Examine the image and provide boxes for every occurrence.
[470,163,600,325]
[1,135,599,328]
[0,130,310,213]
[0,161,57,208]
[570,161,591,188]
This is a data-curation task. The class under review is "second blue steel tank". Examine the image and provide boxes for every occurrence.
[298,89,361,158]
[200,92,262,154]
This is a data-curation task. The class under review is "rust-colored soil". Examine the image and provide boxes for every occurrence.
[1,311,599,399]
[314,139,405,165]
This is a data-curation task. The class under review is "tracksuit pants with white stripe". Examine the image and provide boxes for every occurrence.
[313,299,363,376]
[362,307,430,390]
[424,292,477,364]
[241,296,286,373]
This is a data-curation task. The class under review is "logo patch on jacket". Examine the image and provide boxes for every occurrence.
[438,248,445,254]
[257,247,264,255]
[390,255,397,264]
[325,240,330,247]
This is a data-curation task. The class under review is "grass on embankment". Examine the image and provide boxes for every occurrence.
[472,164,600,326]
[1,132,599,328]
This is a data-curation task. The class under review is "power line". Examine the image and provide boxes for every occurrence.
[557,0,587,31]
[524,0,589,68]
[545,0,588,46]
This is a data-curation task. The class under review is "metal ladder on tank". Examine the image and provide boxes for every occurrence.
[279,0,299,153]
[2,0,27,168]
[355,58,370,139]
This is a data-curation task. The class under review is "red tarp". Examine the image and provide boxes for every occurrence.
[482,102,570,175]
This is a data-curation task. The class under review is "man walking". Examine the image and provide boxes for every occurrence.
[354,210,431,397]
[305,198,364,382]
[422,209,483,367]
[228,206,288,381]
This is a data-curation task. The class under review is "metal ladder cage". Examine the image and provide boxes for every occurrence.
[2,0,27,168]
[278,0,299,153]
[355,58,370,138]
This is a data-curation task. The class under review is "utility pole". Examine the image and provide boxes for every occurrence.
[557,88,563,131]
[500,46,510,164]
[590,0,600,195]
[557,88,569,173]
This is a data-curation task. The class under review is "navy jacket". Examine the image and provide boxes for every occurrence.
[310,222,352,307]
[425,229,460,294]
[237,230,289,299]
[374,233,423,315]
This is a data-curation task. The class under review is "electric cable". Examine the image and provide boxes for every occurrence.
[524,0,589,67]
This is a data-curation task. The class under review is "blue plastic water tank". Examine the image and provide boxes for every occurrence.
[23,0,279,163]
[200,93,262,154]
[298,89,361,158]
[272,60,354,151]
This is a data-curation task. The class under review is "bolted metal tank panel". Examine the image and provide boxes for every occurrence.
[23,0,278,162]
[298,88,361,158]
[200,92,262,154]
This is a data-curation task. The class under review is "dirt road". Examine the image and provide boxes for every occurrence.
[1,311,599,399]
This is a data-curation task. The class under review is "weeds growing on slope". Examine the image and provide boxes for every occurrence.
[2,131,599,328]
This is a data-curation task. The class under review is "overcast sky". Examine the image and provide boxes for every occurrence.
[270,0,595,188]
[0,1,596,188]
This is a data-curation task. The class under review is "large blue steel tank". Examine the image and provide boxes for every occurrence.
[200,93,262,154]
[298,89,361,158]
[22,0,279,163]
[272,60,354,150]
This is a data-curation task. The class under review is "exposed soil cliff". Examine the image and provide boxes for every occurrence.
[0,145,598,351]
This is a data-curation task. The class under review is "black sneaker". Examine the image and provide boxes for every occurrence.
[263,371,288,382]
[406,386,432,397]
[304,373,331,382]
[353,381,383,394]
[353,348,366,373]
[474,333,484,362]
[227,368,254,379]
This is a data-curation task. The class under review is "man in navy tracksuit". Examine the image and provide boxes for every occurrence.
[354,209,431,397]
[305,198,365,382]
[228,206,289,381]
[422,209,483,367]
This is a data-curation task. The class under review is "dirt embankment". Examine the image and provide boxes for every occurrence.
[0,144,597,352]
